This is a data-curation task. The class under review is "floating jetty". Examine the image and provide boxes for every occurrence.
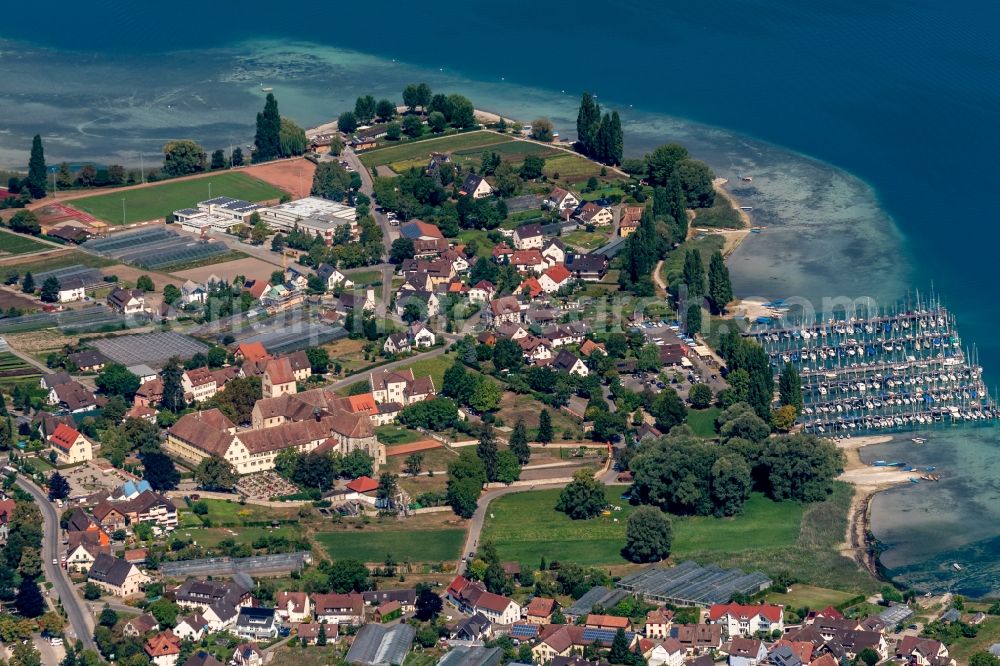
[749,294,996,434]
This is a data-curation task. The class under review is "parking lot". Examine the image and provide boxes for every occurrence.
[625,321,728,398]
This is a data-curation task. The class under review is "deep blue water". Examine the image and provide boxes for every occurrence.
[3,1,1000,594]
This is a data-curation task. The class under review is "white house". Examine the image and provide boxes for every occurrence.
[727,638,768,666]
[316,264,354,291]
[708,604,784,638]
[408,322,436,348]
[644,638,686,666]
[172,614,209,642]
[311,593,365,625]
[512,223,544,250]
[541,239,566,267]
[460,174,493,199]
[49,424,94,464]
[107,287,146,314]
[383,333,411,356]
[467,280,495,305]
[546,187,580,211]
[57,277,87,303]
[553,350,589,377]
[275,591,311,624]
[538,265,573,294]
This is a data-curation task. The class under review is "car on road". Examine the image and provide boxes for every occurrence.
[52,559,58,566]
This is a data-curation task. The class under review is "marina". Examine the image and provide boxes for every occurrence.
[749,295,996,434]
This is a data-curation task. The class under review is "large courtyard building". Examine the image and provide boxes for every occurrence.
[258,197,358,243]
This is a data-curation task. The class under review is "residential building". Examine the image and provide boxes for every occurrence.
[370,367,435,406]
[452,613,493,641]
[384,333,411,356]
[262,357,297,399]
[67,349,109,372]
[446,577,521,625]
[727,638,767,666]
[618,206,643,237]
[48,380,98,413]
[645,609,674,639]
[312,592,365,625]
[395,290,440,319]
[896,637,952,666]
[182,653,224,666]
[65,534,108,572]
[181,280,208,304]
[552,350,589,377]
[708,604,784,638]
[539,264,573,294]
[88,553,150,597]
[276,591,311,623]
[565,253,609,281]
[671,624,723,654]
[460,174,493,199]
[509,249,546,274]
[363,589,417,613]
[92,501,128,532]
[231,643,264,666]
[576,202,614,226]
[145,631,182,666]
[235,607,278,641]
[585,614,631,631]
[116,491,178,532]
[107,287,146,314]
[57,276,88,303]
[467,280,495,304]
[399,220,445,241]
[545,187,580,211]
[525,597,557,624]
[541,238,566,267]
[512,224,544,250]
[173,614,209,642]
[316,264,355,291]
[122,614,160,638]
[486,296,522,326]
[182,367,218,403]
[408,322,436,348]
[642,638,685,666]
[49,423,94,464]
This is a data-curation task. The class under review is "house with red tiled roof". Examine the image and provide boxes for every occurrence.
[235,342,269,364]
[895,636,953,666]
[641,637,685,666]
[446,576,521,625]
[579,339,606,357]
[346,476,379,494]
[525,597,557,624]
[467,280,495,305]
[182,367,218,403]
[145,631,182,666]
[311,593,365,625]
[538,264,573,294]
[517,278,543,299]
[509,249,545,274]
[262,357,297,399]
[708,603,784,638]
[275,591,311,623]
[49,423,94,464]
[585,614,631,630]
[645,608,674,639]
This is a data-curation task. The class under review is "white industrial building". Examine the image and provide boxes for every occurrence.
[258,197,358,243]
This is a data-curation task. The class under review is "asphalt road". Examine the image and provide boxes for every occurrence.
[15,477,97,653]
[341,147,395,257]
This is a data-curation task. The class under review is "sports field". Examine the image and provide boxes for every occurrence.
[0,230,51,256]
[68,172,287,225]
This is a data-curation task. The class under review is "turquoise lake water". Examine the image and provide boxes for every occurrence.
[1,1,999,595]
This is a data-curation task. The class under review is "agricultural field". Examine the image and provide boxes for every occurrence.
[1,250,116,275]
[0,230,51,257]
[481,488,807,568]
[316,519,465,564]
[543,153,625,186]
[0,351,42,389]
[69,172,286,225]
[358,131,516,169]
[766,584,858,610]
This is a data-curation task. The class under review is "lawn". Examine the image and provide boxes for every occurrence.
[561,230,611,251]
[396,355,453,391]
[359,131,516,169]
[495,390,584,441]
[457,229,496,257]
[176,525,300,548]
[948,615,1000,664]
[69,172,287,225]
[347,270,383,287]
[482,488,805,567]
[766,584,858,610]
[316,525,465,564]
[0,230,51,256]
[193,498,297,526]
[660,233,726,290]
[375,425,425,446]
[686,407,721,438]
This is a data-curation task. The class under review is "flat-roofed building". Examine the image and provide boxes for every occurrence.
[259,197,358,242]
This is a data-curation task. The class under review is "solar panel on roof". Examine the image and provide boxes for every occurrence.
[581,628,633,644]
[510,624,539,638]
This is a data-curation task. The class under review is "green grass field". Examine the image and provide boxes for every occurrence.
[194,498,297,526]
[543,153,623,185]
[396,355,453,391]
[375,425,425,446]
[692,195,744,229]
[177,525,300,548]
[70,172,286,225]
[766,584,858,610]
[457,229,495,257]
[6,251,116,275]
[561,230,611,251]
[359,131,516,168]
[481,488,804,567]
[661,234,726,289]
[0,230,51,256]
[315,527,465,563]
[686,407,721,438]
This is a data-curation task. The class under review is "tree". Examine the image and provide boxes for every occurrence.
[779,363,803,414]
[492,338,524,373]
[16,577,43,618]
[83,582,102,600]
[650,387,687,432]
[142,451,179,490]
[326,558,372,593]
[856,649,880,666]
[96,363,140,399]
[555,470,607,519]
[645,143,689,186]
[9,640,41,666]
[508,419,531,464]
[688,383,713,409]
[377,472,399,502]
[446,476,481,518]
[254,93,282,162]
[20,272,34,294]
[415,584,443,621]
[342,449,374,479]
[210,149,227,170]
[469,377,502,414]
[762,434,845,502]
[231,146,244,167]
[770,406,796,436]
[402,114,423,138]
[623,506,673,563]
[148,597,181,627]
[99,606,118,628]
[609,111,624,165]
[537,409,553,443]
[969,654,1000,666]
[305,347,329,374]
[279,118,308,157]
[354,95,377,124]
[404,453,424,476]
[316,621,328,646]
[707,251,732,314]
[710,455,752,516]
[194,455,237,491]
[162,284,181,305]
[376,99,396,121]
[48,472,70,500]
[10,210,41,235]
[676,159,715,208]
[402,84,420,112]
[531,118,555,142]
[27,134,47,199]
[576,92,601,157]
[608,628,631,664]
[686,303,702,336]
[134,274,154,292]
[477,422,500,482]
[162,140,207,176]
[39,277,60,303]
[495,450,521,485]
[682,249,705,297]
[311,161,352,200]
[337,111,358,134]
[448,94,475,128]
[385,122,402,141]
[428,111,447,133]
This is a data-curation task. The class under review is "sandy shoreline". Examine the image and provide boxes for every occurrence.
[833,435,912,580]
